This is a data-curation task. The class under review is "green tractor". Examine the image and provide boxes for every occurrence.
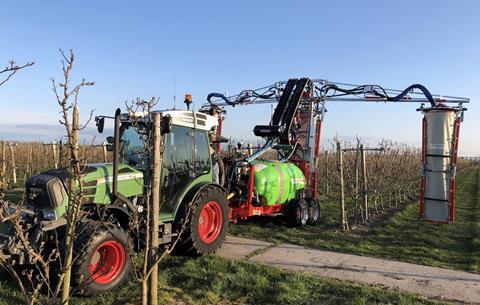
[0,107,229,295]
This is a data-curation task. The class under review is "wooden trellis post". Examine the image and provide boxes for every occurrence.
[360,144,368,222]
[337,141,348,230]
[324,150,330,196]
[59,140,64,167]
[102,142,108,163]
[9,143,17,185]
[25,143,33,180]
[43,142,59,169]
[0,141,6,188]
[247,143,253,156]
[354,143,360,221]
[52,142,58,169]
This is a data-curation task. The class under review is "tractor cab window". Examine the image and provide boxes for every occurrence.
[160,126,212,214]
[194,130,211,176]
[160,125,193,213]
[120,124,148,168]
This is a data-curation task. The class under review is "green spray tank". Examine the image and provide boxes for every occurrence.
[251,161,306,206]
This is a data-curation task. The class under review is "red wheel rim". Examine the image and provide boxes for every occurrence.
[198,201,223,244]
[89,240,126,284]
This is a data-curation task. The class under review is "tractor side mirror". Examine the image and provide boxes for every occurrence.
[96,117,105,133]
[106,136,114,144]
[161,115,172,134]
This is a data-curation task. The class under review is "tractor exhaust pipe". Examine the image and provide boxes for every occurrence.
[111,108,137,213]
[113,108,121,198]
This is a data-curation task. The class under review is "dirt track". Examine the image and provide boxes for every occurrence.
[217,236,480,304]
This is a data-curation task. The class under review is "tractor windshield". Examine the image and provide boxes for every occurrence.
[120,124,148,168]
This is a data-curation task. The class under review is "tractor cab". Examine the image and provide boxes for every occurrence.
[95,106,229,240]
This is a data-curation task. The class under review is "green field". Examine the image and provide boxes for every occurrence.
[230,167,480,272]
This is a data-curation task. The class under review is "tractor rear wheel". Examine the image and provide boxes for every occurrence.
[177,186,229,255]
[285,198,308,227]
[306,198,320,225]
[72,221,132,296]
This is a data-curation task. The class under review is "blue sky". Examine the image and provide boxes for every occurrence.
[1,0,479,155]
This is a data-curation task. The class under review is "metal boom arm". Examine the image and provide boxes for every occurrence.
[203,79,470,108]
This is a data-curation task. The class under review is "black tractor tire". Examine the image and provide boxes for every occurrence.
[176,186,229,255]
[71,221,132,296]
[306,198,320,225]
[285,198,308,227]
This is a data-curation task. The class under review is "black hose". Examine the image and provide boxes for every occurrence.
[387,84,436,107]
[317,83,437,107]
[207,92,236,106]
[207,86,276,107]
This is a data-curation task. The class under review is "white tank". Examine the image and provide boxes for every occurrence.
[422,109,458,223]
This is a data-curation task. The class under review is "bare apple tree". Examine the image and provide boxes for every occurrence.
[51,49,94,305]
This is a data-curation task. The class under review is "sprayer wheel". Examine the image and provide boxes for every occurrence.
[285,198,308,227]
[306,198,320,225]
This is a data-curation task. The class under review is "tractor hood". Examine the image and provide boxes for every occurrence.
[79,163,144,204]
[25,163,144,218]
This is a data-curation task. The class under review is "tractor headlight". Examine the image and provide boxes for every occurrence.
[40,209,57,221]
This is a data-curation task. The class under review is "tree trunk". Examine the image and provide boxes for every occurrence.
[61,106,80,305]
[149,113,162,305]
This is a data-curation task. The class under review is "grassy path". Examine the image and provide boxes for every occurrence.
[230,167,480,272]
[0,255,452,305]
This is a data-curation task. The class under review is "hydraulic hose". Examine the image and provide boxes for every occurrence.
[207,92,236,106]
[388,84,437,107]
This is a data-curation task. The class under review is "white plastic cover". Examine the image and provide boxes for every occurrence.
[423,110,456,222]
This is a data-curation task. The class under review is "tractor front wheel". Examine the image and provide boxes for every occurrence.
[72,222,132,296]
[177,186,229,255]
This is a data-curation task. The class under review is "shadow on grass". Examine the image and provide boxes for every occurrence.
[1,255,452,305]
[156,255,450,305]
[0,270,25,305]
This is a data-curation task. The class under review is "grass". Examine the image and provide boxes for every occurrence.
[1,170,478,304]
[230,167,480,272]
[0,255,452,305]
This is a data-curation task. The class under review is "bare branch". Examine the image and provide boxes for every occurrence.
[78,110,95,130]
[0,60,34,87]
